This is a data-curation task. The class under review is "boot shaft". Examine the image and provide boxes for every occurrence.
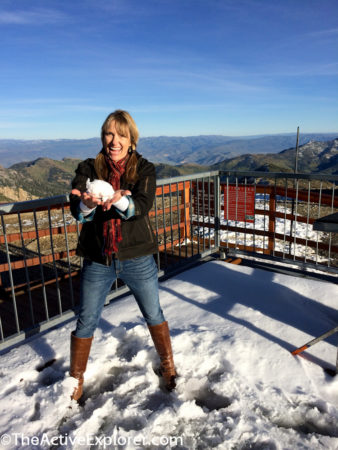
[70,333,93,379]
[148,321,176,390]
[148,321,173,360]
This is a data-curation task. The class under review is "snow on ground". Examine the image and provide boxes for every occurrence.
[0,261,337,450]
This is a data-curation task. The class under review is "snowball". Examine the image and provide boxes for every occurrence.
[86,179,115,201]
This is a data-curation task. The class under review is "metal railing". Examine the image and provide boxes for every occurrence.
[0,172,219,350]
[218,171,337,273]
[0,170,337,351]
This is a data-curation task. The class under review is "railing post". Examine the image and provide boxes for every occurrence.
[0,214,20,334]
[214,172,221,249]
[182,181,191,240]
[268,187,276,255]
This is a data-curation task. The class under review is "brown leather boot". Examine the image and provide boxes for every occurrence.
[148,321,177,391]
[70,332,93,401]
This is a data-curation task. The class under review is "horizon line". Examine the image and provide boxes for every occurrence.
[1,131,338,142]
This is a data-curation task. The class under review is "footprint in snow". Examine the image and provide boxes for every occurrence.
[240,440,278,450]
[116,332,146,362]
[22,358,65,396]
[142,390,175,411]
[195,386,232,411]
[29,402,41,422]
[80,364,150,407]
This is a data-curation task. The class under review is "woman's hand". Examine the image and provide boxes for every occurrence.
[71,188,131,211]
[71,189,103,209]
[102,189,131,211]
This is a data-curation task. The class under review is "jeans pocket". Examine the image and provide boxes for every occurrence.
[122,255,157,277]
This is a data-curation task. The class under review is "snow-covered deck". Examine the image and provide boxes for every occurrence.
[1,261,337,449]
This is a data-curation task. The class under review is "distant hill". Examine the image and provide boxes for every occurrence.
[139,133,338,166]
[154,163,209,179]
[0,133,337,167]
[0,157,206,202]
[0,138,337,202]
[0,138,100,168]
[0,158,80,202]
[213,138,338,175]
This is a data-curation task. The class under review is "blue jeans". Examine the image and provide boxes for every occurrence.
[74,255,165,338]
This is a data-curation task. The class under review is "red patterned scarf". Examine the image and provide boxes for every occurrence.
[103,153,129,260]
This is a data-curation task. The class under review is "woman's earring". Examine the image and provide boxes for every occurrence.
[128,146,133,154]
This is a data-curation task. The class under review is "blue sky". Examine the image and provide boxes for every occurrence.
[0,0,338,139]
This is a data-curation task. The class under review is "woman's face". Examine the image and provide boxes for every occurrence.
[103,120,131,162]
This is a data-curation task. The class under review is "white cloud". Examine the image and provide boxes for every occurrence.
[261,62,338,78]
[307,27,338,37]
[0,8,68,25]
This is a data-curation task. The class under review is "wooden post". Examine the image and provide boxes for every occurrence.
[180,181,191,240]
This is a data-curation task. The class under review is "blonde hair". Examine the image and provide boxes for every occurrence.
[95,110,139,183]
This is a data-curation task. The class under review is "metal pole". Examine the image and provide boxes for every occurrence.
[214,173,221,250]
[291,326,338,355]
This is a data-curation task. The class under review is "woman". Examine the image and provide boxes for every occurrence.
[69,110,176,400]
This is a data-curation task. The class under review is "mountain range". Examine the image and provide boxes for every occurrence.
[212,138,338,174]
[0,133,337,167]
[0,138,337,203]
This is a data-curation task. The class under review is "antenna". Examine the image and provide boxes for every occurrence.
[294,126,300,174]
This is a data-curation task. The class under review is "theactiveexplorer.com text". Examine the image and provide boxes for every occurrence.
[0,432,184,448]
